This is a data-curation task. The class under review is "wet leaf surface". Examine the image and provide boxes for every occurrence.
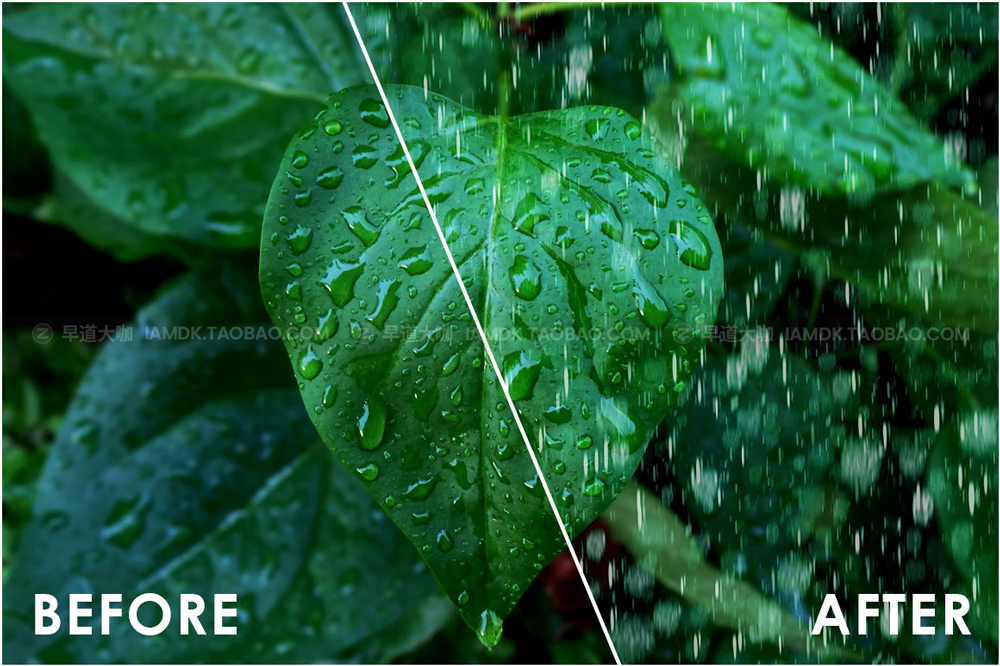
[259,85,723,645]
[660,3,973,194]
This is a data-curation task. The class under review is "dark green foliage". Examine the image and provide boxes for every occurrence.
[2,2,997,663]
[2,267,449,663]
[3,4,365,253]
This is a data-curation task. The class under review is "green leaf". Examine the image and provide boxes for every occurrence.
[604,482,847,659]
[927,410,999,643]
[2,265,449,664]
[2,4,364,253]
[667,352,855,592]
[259,84,723,645]
[659,3,973,195]
[355,5,667,118]
[715,221,795,327]
[828,185,999,335]
[679,135,998,335]
[33,172,200,264]
[647,94,796,328]
[2,83,49,200]
[978,158,999,221]
[354,4,503,114]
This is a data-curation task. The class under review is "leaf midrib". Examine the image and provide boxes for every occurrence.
[135,442,321,592]
[3,30,328,106]
[477,104,512,613]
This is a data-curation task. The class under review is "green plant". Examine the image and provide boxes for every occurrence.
[3,2,997,664]
[259,84,722,645]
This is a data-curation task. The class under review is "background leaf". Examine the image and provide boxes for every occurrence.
[2,265,449,663]
[2,4,365,254]
[675,134,998,335]
[927,411,999,642]
[665,351,859,598]
[603,482,840,658]
[659,3,973,195]
[895,4,999,122]
[32,172,200,264]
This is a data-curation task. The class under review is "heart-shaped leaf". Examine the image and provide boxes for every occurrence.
[259,85,723,645]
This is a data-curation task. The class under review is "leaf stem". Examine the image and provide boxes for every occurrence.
[511,2,598,23]
[459,2,491,25]
[498,70,512,121]
[497,2,512,119]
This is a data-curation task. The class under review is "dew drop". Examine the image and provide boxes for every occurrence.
[297,345,323,380]
[286,225,313,255]
[436,529,454,552]
[352,144,378,169]
[356,463,379,481]
[669,219,713,270]
[321,259,364,307]
[503,350,542,401]
[399,245,433,275]
[510,255,541,300]
[317,165,344,189]
[404,476,439,501]
[359,98,390,128]
[342,206,381,247]
[357,397,387,450]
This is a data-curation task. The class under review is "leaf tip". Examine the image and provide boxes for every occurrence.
[476,609,503,649]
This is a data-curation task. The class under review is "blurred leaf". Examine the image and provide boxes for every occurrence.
[879,160,999,420]
[604,482,846,659]
[885,319,997,423]
[680,136,998,335]
[33,172,200,264]
[828,185,999,334]
[659,3,973,195]
[2,437,49,579]
[2,330,93,578]
[667,351,859,598]
[978,157,998,220]
[895,4,999,121]
[260,85,723,646]
[2,4,365,254]
[357,5,666,118]
[2,266,449,664]
[355,4,503,114]
[647,93,796,329]
[927,410,999,643]
[539,6,668,118]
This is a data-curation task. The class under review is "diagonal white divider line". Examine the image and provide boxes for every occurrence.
[341,4,621,664]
